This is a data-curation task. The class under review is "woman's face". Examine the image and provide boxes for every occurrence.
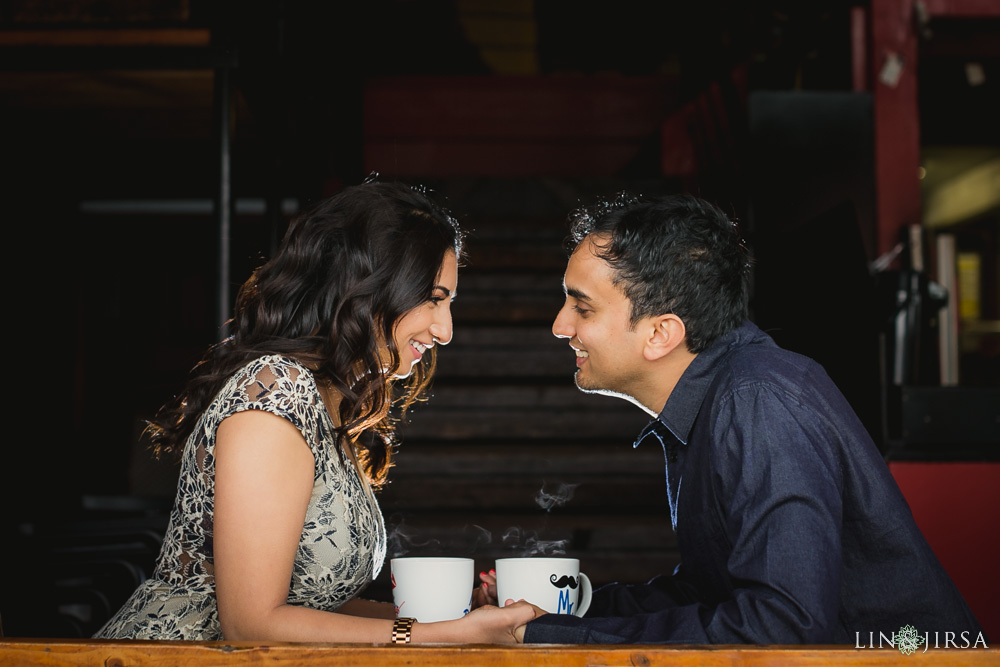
[391,250,458,378]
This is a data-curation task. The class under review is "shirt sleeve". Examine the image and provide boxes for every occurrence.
[586,573,697,617]
[525,381,845,644]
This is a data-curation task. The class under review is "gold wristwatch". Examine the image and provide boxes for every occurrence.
[391,617,416,644]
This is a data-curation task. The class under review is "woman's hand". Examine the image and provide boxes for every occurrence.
[471,569,497,608]
[468,600,546,644]
[415,600,545,644]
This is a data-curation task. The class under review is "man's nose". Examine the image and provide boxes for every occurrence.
[552,303,573,339]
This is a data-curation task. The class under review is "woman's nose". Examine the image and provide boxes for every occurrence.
[431,308,453,345]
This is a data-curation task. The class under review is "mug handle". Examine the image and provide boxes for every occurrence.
[573,573,592,617]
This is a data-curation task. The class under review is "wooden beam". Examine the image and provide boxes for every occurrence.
[0,29,211,47]
[2,640,997,666]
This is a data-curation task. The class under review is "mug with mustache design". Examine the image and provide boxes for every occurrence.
[495,557,592,616]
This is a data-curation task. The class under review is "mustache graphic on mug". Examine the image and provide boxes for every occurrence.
[496,557,592,616]
[549,574,579,589]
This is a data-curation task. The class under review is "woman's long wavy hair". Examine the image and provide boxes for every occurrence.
[147,181,464,487]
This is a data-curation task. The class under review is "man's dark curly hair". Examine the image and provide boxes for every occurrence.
[567,193,750,353]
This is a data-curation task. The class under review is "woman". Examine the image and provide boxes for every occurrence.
[95,181,533,643]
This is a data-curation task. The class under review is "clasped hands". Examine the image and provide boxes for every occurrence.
[465,568,546,643]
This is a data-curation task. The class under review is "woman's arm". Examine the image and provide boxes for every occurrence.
[214,409,395,641]
[337,598,396,619]
[213,410,537,643]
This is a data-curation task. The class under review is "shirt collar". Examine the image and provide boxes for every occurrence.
[634,320,761,448]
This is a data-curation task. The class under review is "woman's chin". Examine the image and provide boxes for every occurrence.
[392,361,419,379]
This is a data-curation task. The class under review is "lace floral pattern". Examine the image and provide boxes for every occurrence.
[95,355,387,639]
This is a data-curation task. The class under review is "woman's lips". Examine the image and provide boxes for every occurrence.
[410,339,430,362]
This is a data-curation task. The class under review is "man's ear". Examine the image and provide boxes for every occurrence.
[643,314,687,361]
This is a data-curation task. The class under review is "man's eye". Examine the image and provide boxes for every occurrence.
[572,305,590,316]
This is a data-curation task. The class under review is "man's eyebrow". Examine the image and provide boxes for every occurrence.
[566,286,592,303]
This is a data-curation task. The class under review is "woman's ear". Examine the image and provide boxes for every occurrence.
[643,314,687,362]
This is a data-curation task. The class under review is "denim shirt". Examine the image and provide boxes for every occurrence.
[524,321,982,644]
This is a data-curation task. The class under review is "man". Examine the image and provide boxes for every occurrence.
[521,193,983,644]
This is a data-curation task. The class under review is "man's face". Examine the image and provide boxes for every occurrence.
[552,235,647,400]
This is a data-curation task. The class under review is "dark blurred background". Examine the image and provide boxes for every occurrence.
[1,0,997,640]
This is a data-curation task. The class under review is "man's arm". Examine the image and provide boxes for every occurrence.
[525,382,845,644]
[583,572,699,617]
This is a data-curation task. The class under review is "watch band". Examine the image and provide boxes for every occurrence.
[391,617,416,644]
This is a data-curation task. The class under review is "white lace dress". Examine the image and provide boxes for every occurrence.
[94,355,387,639]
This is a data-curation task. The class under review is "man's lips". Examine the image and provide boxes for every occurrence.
[572,346,589,368]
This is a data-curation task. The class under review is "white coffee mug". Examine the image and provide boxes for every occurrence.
[390,557,474,623]
[495,557,592,616]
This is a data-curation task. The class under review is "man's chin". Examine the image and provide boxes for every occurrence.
[574,371,637,404]
[573,370,602,394]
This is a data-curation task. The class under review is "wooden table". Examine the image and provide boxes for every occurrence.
[2,639,998,666]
